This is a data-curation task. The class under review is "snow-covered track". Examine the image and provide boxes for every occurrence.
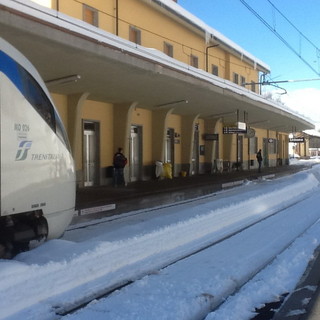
[60,191,320,320]
[55,192,316,318]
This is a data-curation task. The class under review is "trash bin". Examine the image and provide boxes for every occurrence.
[180,171,187,177]
[163,162,172,179]
[155,161,163,179]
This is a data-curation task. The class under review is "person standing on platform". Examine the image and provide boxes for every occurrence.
[256,149,263,172]
[113,148,127,186]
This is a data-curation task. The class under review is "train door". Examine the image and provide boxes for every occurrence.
[165,128,175,175]
[129,125,142,182]
[83,121,100,186]
[191,124,199,175]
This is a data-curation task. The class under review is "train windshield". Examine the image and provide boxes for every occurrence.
[0,50,71,151]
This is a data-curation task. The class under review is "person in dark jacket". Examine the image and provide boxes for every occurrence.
[256,149,262,172]
[113,148,127,186]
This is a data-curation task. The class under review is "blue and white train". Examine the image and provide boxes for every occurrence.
[0,37,75,257]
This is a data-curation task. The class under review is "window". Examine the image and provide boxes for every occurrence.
[190,55,199,68]
[163,42,173,58]
[233,72,239,84]
[83,5,98,27]
[212,65,219,76]
[20,67,56,132]
[129,26,142,45]
[241,76,246,87]
[0,50,71,149]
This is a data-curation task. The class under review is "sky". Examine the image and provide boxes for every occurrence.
[178,0,320,124]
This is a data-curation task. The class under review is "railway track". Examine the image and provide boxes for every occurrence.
[55,192,317,319]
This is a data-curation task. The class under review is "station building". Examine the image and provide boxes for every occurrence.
[0,0,314,187]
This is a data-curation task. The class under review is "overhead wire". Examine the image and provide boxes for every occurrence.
[267,0,319,52]
[239,0,320,76]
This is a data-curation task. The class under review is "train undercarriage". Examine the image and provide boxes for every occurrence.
[0,211,48,258]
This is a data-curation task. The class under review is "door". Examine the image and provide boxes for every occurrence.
[191,124,199,175]
[129,125,142,182]
[83,121,99,186]
[165,128,175,175]
[237,135,243,164]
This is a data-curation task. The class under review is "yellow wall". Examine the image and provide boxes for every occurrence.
[32,0,260,87]
[33,0,285,184]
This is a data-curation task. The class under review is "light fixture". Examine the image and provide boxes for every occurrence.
[209,111,237,119]
[248,120,270,125]
[154,99,188,108]
[45,74,81,87]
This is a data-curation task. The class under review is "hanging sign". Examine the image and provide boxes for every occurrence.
[289,137,305,143]
[223,127,247,134]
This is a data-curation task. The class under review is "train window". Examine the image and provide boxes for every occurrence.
[1,50,70,149]
[0,50,24,92]
[19,67,56,132]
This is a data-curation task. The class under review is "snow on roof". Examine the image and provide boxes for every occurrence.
[153,0,270,72]
[304,129,320,137]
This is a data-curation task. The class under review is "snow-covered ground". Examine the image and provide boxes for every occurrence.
[2,160,320,320]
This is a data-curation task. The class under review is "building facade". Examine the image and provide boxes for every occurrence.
[0,0,314,187]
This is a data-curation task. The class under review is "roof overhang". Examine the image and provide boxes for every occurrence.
[0,0,314,133]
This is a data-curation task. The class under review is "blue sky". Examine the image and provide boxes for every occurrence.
[178,0,320,124]
[179,0,320,92]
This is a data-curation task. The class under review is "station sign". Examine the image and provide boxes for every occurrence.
[223,122,247,134]
[223,127,247,134]
[289,137,305,143]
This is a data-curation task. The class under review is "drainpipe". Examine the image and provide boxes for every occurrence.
[205,44,219,73]
[116,0,119,36]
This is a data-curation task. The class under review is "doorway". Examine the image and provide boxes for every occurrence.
[129,125,142,182]
[263,138,269,167]
[83,121,100,186]
[237,135,243,164]
[191,124,199,175]
[165,128,175,176]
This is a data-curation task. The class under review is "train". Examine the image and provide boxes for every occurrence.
[0,37,75,258]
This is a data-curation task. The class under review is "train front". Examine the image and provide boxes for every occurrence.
[0,38,76,257]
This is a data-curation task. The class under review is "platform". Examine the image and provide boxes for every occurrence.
[74,164,306,225]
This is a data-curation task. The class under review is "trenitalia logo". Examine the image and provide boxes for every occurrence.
[15,140,32,161]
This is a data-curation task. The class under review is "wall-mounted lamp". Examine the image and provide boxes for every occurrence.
[46,74,81,87]
[154,99,188,108]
